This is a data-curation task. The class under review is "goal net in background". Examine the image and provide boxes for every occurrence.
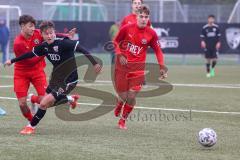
[151,0,187,22]
[0,5,21,58]
[43,2,107,21]
[41,0,187,23]
[228,0,240,23]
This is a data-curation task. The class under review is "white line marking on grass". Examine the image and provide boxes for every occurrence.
[1,77,240,89]
[1,75,13,78]
[135,106,240,115]
[1,96,240,115]
[77,81,240,89]
[0,96,17,100]
[1,78,240,89]
[0,85,13,88]
[77,83,240,89]
[173,83,240,89]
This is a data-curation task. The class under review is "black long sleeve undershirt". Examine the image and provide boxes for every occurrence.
[75,44,97,65]
[11,52,35,63]
[11,44,98,66]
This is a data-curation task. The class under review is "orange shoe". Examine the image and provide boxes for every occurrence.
[118,118,127,130]
[19,125,35,135]
[69,94,80,109]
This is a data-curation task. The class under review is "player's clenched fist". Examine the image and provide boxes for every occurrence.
[159,65,168,80]
[119,55,127,65]
[4,60,12,67]
[94,64,102,74]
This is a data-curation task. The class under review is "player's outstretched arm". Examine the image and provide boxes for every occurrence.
[4,52,35,67]
[75,44,102,73]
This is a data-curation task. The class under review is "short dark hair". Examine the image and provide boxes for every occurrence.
[208,15,215,19]
[138,4,150,15]
[39,21,55,32]
[132,0,143,3]
[19,15,36,26]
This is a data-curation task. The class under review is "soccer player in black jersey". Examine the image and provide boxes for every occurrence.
[5,21,102,134]
[200,15,221,78]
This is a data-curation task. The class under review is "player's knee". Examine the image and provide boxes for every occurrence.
[121,96,127,102]
[126,97,136,105]
[127,92,137,100]
[19,101,28,108]
[39,101,48,110]
[118,94,127,102]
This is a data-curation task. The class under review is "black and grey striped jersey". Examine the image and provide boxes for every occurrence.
[200,24,221,49]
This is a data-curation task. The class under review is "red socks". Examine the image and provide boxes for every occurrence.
[23,110,33,122]
[31,95,41,104]
[114,101,124,117]
[122,103,134,120]
[116,101,123,109]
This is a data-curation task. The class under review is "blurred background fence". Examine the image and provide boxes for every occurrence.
[0,0,239,62]
[0,0,239,23]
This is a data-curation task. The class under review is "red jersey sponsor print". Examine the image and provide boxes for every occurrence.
[13,29,46,71]
[120,13,151,28]
[114,23,164,71]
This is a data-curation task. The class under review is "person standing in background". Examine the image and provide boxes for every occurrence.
[200,15,221,78]
[120,0,151,28]
[109,20,120,64]
[0,19,9,65]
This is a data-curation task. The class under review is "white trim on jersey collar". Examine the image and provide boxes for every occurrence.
[74,41,79,52]
[32,48,39,57]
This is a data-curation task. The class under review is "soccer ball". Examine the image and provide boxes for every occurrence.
[198,128,217,147]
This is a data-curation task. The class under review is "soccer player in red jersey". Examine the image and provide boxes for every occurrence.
[120,0,151,86]
[13,15,47,122]
[114,5,167,130]
[120,0,151,28]
[13,15,76,123]
[5,21,101,135]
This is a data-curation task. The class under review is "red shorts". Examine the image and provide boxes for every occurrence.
[114,69,144,93]
[14,69,47,98]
